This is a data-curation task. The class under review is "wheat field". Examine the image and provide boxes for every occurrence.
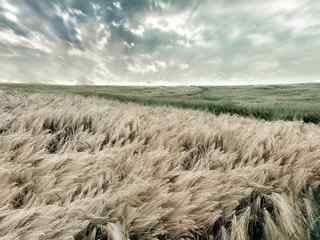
[0,91,319,240]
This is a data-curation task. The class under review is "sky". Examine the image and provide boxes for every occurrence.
[0,0,319,86]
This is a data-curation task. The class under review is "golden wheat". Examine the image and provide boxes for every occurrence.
[0,91,319,240]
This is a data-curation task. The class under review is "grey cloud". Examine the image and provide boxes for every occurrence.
[0,0,319,85]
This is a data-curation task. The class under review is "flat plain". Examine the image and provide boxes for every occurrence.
[1,83,320,123]
[0,87,319,239]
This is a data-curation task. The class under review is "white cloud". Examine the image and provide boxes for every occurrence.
[253,61,279,72]
[155,60,167,69]
[1,0,320,85]
[178,63,189,70]
[144,14,186,32]
[130,25,145,37]
[67,47,83,56]
[128,62,157,74]
[96,23,110,50]
[3,12,18,23]
[111,21,121,28]
[68,8,85,16]
[267,0,305,14]
[55,5,74,26]
[127,59,168,74]
[0,29,53,53]
[143,14,205,44]
[113,2,122,9]
[207,58,223,65]
[73,17,111,51]
[124,41,135,49]
[0,0,19,14]
[1,0,20,23]
[229,27,241,40]
[247,33,274,46]
[91,3,101,12]
[274,13,319,35]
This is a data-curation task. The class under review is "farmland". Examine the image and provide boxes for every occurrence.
[0,89,319,239]
[1,83,320,123]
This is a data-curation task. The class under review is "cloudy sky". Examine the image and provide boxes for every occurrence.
[0,0,319,85]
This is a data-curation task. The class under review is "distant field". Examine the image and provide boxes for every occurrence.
[1,83,320,123]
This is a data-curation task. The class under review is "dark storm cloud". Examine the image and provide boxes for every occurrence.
[0,0,319,85]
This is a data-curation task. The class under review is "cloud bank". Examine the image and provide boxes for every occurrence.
[0,0,319,85]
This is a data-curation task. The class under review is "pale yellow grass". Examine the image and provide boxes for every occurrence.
[0,91,319,240]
